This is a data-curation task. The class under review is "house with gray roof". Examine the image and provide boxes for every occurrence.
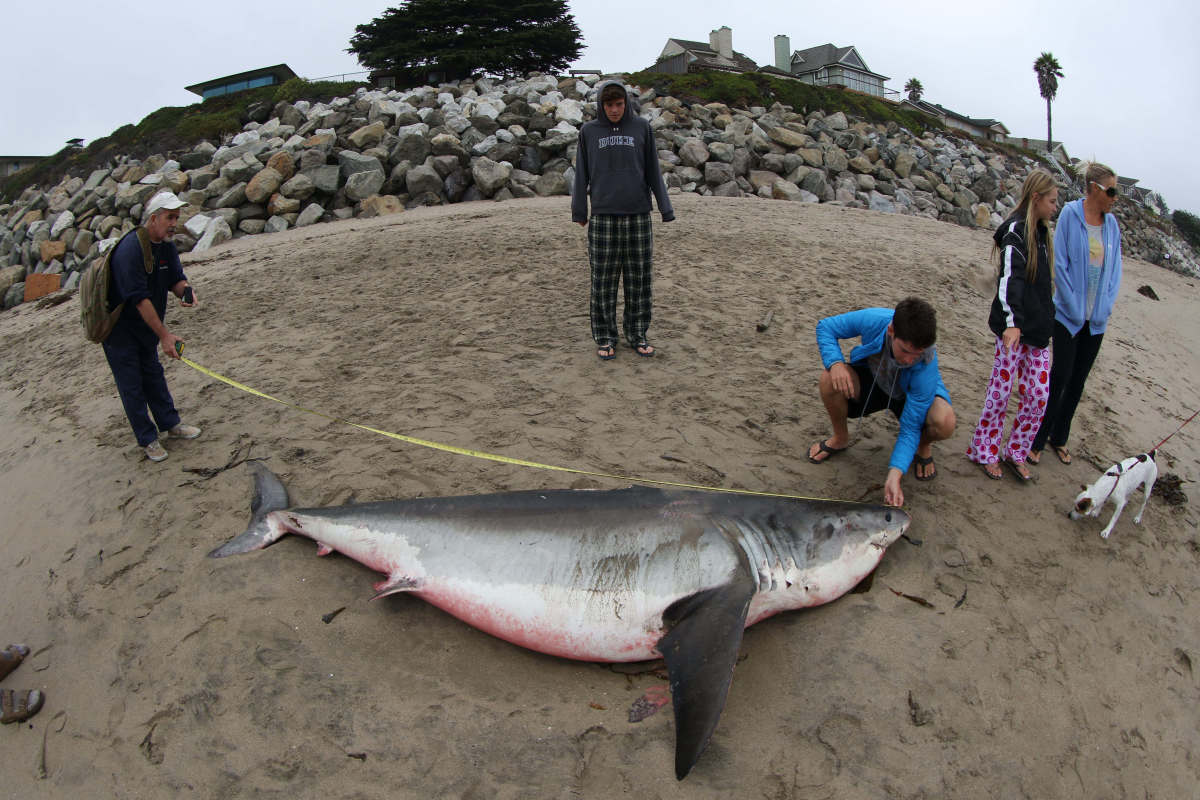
[762,36,891,98]
[904,98,1010,142]
[648,26,759,75]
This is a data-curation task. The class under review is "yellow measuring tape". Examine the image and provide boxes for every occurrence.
[176,344,849,502]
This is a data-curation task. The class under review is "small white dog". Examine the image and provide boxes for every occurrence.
[1069,450,1158,539]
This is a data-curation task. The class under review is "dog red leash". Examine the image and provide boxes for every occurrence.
[1150,406,1200,452]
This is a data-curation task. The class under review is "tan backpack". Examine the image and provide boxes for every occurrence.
[79,226,153,343]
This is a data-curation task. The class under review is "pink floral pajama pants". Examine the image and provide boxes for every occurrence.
[966,338,1052,464]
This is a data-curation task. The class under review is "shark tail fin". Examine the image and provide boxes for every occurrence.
[208,462,291,558]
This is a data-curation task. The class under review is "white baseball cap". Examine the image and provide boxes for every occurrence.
[145,191,186,217]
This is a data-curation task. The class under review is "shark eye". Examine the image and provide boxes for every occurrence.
[884,512,892,523]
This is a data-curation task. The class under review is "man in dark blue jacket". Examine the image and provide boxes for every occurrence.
[104,191,201,462]
[572,82,674,360]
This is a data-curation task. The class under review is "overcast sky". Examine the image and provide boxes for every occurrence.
[2,0,1196,213]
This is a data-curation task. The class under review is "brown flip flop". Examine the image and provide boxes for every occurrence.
[1004,458,1037,483]
[0,688,44,724]
[0,644,29,682]
[977,461,1003,480]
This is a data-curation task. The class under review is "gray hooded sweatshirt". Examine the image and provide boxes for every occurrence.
[571,82,674,223]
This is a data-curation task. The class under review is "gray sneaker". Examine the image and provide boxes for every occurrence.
[168,423,201,440]
[145,440,168,462]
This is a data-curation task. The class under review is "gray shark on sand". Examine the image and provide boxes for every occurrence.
[211,462,910,779]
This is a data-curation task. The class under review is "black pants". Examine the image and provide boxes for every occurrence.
[1032,320,1104,451]
[102,325,181,446]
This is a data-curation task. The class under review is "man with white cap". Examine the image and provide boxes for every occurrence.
[103,190,202,462]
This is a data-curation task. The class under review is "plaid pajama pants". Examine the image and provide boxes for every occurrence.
[588,213,653,346]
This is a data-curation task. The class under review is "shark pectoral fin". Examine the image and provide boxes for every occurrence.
[370,575,423,601]
[656,576,756,781]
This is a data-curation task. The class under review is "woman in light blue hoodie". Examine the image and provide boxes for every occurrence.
[1030,162,1122,465]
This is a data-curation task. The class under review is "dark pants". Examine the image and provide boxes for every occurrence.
[588,213,653,346]
[1032,320,1104,451]
[102,326,180,446]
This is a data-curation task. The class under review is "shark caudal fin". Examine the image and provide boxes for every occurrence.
[657,574,757,780]
[208,462,291,558]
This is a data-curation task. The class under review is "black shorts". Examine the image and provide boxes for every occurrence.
[844,361,905,419]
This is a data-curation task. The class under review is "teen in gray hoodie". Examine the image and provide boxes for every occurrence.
[572,82,674,359]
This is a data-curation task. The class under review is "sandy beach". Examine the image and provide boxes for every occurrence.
[1,194,1197,798]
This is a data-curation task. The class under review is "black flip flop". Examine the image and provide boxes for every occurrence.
[808,439,846,464]
[913,454,937,481]
[632,340,656,358]
[1052,445,1072,465]
[596,344,616,361]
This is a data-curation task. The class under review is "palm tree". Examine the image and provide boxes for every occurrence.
[1033,52,1064,152]
[904,78,923,103]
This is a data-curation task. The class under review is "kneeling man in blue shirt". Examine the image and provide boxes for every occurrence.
[809,297,955,507]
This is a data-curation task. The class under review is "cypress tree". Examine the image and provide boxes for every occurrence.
[348,0,584,84]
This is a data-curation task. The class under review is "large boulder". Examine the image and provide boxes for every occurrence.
[471,157,513,197]
[114,183,156,211]
[405,164,444,197]
[848,156,875,175]
[193,217,232,252]
[266,151,296,182]
[279,172,316,201]
[533,171,569,196]
[772,180,804,201]
[391,133,431,166]
[40,239,67,263]
[800,170,829,200]
[50,210,75,239]
[766,125,808,149]
[345,170,386,202]
[295,203,325,227]
[347,121,387,150]
[430,133,470,165]
[213,182,248,209]
[868,191,896,214]
[337,151,384,180]
[304,165,341,194]
[220,153,263,184]
[245,167,285,204]
[555,99,585,125]
[678,138,710,168]
[704,161,735,186]
[748,170,780,192]
[357,195,404,218]
[825,111,849,131]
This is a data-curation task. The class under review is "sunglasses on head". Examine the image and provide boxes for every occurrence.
[1091,181,1118,198]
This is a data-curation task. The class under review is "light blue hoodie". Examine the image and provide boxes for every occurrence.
[1052,198,1122,335]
